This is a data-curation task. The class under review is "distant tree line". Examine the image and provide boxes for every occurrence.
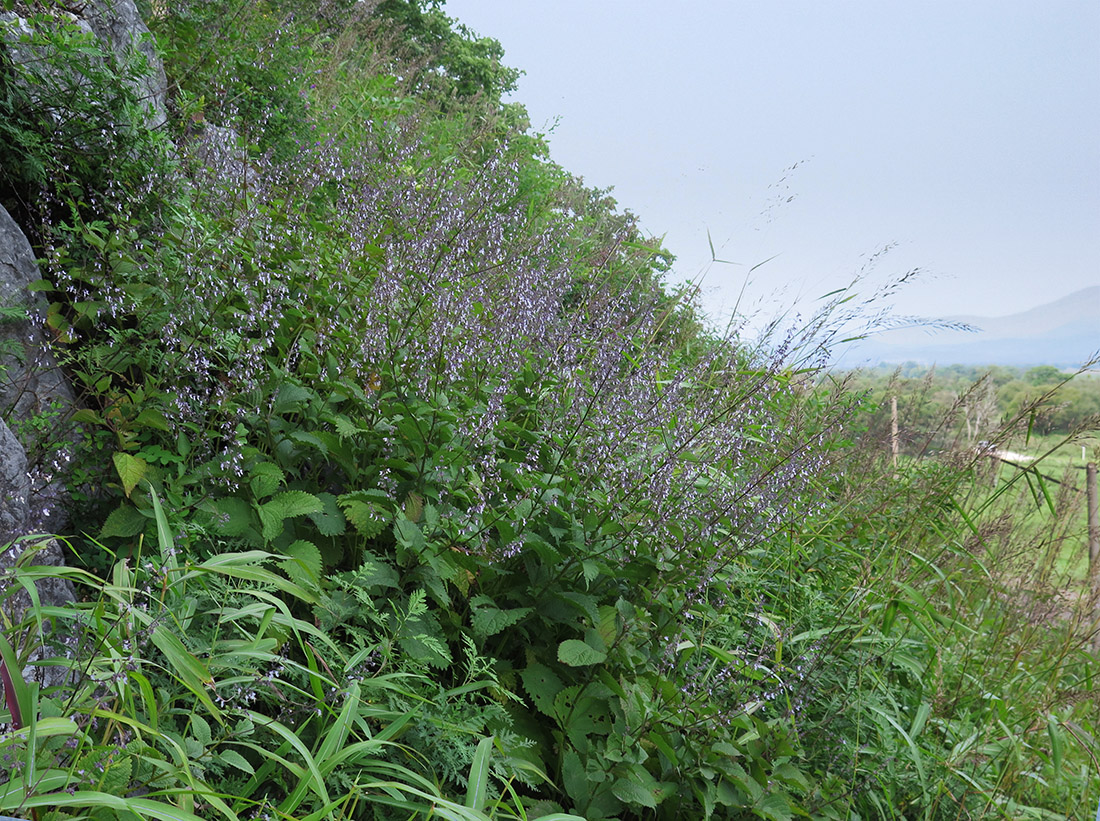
[841,363,1100,455]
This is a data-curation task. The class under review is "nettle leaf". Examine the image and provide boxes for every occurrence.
[332,414,368,439]
[558,639,607,667]
[520,662,565,716]
[112,452,148,498]
[258,491,324,542]
[210,497,254,538]
[340,500,388,538]
[100,502,148,539]
[754,792,794,821]
[289,430,328,456]
[471,605,532,639]
[553,686,613,747]
[612,775,659,810]
[272,383,313,415]
[280,540,323,586]
[100,756,133,796]
[308,492,346,536]
[250,462,285,499]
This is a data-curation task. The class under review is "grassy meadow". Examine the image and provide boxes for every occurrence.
[0,1,1096,819]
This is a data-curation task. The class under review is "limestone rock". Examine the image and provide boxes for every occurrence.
[0,205,76,531]
[79,0,168,128]
[0,0,167,129]
[0,415,75,689]
[0,206,77,438]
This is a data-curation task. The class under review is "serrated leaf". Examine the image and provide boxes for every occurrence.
[520,663,565,716]
[258,491,324,541]
[113,452,148,498]
[340,500,388,537]
[268,488,323,515]
[99,503,148,539]
[249,462,285,499]
[133,408,171,431]
[279,540,323,586]
[272,383,313,415]
[755,793,794,821]
[611,777,658,809]
[100,755,132,795]
[287,430,328,456]
[210,496,253,537]
[396,613,451,668]
[333,414,367,439]
[218,749,254,775]
[561,749,587,804]
[307,492,345,536]
[357,558,399,589]
[557,639,606,667]
[190,714,212,747]
[471,606,532,639]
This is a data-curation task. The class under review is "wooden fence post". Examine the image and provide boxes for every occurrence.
[890,396,898,469]
[1089,463,1099,582]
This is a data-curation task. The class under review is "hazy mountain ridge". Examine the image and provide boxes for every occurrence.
[845,286,1100,367]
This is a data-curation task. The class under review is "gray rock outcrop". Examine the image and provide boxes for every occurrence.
[0,214,77,687]
[79,0,168,128]
[0,0,167,129]
[0,205,76,532]
[0,414,76,688]
[0,206,77,444]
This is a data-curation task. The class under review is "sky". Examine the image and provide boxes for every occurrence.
[441,1,1100,330]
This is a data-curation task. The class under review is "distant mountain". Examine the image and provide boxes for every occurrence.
[839,286,1100,368]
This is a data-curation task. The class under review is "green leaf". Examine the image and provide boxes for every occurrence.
[99,756,132,795]
[99,503,148,539]
[190,714,212,747]
[272,382,313,415]
[219,748,255,775]
[611,776,658,809]
[340,500,389,537]
[112,452,147,498]
[308,492,346,536]
[465,736,494,811]
[289,430,328,456]
[471,605,532,639]
[754,792,794,821]
[209,496,254,537]
[561,749,587,805]
[150,625,213,688]
[557,639,607,667]
[133,408,171,431]
[250,462,285,499]
[280,540,323,586]
[520,663,565,716]
[332,414,368,439]
[258,491,324,541]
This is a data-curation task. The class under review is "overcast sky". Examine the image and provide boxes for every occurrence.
[442,1,1099,329]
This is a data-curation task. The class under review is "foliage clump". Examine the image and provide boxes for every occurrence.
[0,0,1096,819]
